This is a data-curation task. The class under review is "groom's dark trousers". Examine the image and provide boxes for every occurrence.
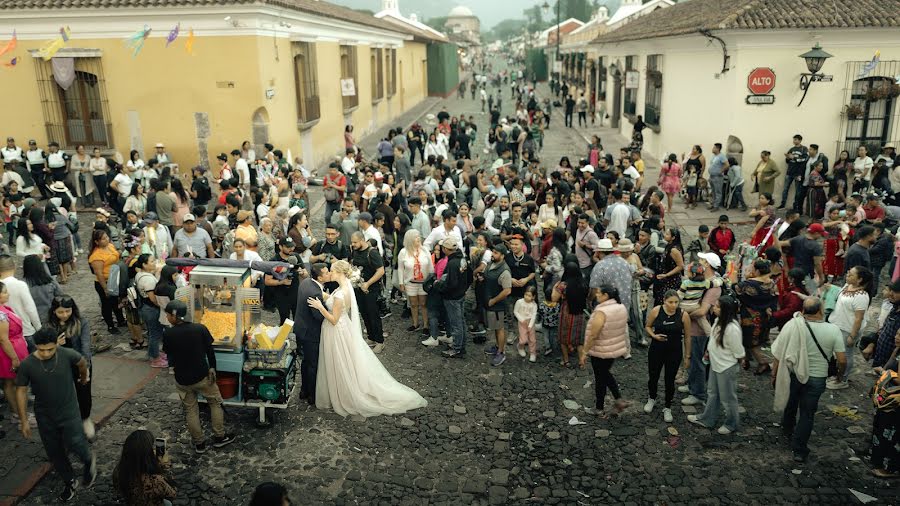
[294,278,325,404]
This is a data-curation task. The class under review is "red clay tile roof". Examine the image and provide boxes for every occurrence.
[0,0,413,37]
[593,0,900,44]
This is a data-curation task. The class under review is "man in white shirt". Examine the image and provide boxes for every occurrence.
[231,150,251,189]
[154,142,170,165]
[0,255,40,346]
[1,137,23,168]
[341,148,357,176]
[357,212,383,256]
[423,210,463,254]
[362,172,391,207]
[604,189,632,238]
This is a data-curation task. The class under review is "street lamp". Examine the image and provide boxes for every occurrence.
[797,42,833,106]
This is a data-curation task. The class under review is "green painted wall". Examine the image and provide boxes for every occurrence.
[427,43,460,97]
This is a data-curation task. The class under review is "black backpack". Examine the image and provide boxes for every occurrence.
[194,177,212,203]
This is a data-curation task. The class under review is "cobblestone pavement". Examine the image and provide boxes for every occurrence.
[19,66,897,505]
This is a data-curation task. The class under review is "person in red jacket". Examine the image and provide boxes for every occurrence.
[772,268,807,328]
[707,214,736,263]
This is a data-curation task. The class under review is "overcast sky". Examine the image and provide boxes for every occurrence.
[329,0,551,30]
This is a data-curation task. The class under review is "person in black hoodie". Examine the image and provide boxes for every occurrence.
[869,222,893,292]
[439,236,469,359]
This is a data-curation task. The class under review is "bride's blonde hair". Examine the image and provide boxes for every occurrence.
[331,259,352,277]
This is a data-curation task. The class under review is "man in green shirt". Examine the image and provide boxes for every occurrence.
[16,328,95,502]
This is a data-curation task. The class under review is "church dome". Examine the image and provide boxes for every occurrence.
[448,6,475,17]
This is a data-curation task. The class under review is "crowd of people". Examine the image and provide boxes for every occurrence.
[0,60,899,505]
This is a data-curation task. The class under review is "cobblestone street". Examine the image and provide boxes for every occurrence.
[14,76,897,506]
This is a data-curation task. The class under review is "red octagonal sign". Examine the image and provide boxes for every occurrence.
[748,67,776,95]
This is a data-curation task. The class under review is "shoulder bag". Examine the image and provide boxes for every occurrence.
[804,320,839,377]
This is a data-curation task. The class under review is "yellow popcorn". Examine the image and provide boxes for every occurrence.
[200,311,237,341]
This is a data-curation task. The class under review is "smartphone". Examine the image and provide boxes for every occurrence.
[154,437,166,457]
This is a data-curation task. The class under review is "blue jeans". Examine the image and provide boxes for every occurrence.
[444,297,466,352]
[544,326,558,355]
[781,374,827,457]
[709,174,724,207]
[427,295,444,339]
[697,363,739,431]
[688,335,708,401]
[141,305,164,359]
[780,173,799,206]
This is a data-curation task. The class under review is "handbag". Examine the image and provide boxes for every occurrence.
[804,321,839,377]
[871,369,900,412]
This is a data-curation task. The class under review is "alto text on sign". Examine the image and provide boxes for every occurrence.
[747,67,776,95]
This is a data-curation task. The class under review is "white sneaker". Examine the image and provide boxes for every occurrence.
[681,395,702,406]
[83,418,96,440]
[663,408,674,423]
[372,343,385,354]
[517,346,526,358]
[643,398,656,413]
[623,353,632,360]
[437,335,453,345]
[677,385,689,393]
[505,335,515,345]
[717,426,733,435]
[421,337,439,347]
[529,353,536,363]
[826,379,849,390]
[687,414,708,428]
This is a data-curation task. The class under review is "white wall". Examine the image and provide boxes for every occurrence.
[596,29,900,200]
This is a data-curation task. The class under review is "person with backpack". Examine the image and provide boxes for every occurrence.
[189,165,212,208]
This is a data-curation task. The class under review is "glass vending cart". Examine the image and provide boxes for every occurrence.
[180,264,296,427]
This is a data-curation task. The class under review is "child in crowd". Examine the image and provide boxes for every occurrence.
[686,225,711,263]
[2,196,18,248]
[514,286,538,362]
[213,204,229,226]
[678,263,724,335]
[684,162,699,208]
[707,215,736,265]
[538,284,560,357]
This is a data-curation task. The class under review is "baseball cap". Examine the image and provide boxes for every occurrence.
[358,212,373,223]
[697,252,721,269]
[144,211,159,221]
[580,165,595,173]
[440,236,460,251]
[165,300,187,318]
[279,237,295,248]
[808,223,826,235]
[182,213,196,223]
[216,153,227,161]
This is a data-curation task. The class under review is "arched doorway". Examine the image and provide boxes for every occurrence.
[252,107,270,153]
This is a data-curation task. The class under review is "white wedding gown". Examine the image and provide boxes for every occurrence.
[316,280,428,417]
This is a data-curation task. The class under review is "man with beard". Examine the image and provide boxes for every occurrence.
[351,231,385,353]
[264,237,305,324]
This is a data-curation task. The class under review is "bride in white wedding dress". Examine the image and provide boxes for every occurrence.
[307,260,427,417]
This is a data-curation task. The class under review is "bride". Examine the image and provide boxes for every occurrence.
[307,260,427,417]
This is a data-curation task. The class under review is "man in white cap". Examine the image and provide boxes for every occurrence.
[679,252,724,407]
[172,214,214,259]
[154,143,170,165]
[589,238,633,317]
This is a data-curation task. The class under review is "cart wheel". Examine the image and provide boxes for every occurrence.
[255,407,273,428]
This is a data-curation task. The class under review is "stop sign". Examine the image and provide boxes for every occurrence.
[747,68,776,95]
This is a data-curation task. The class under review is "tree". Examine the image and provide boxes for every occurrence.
[483,19,527,43]
[524,5,550,32]
[423,16,449,32]
[555,0,593,23]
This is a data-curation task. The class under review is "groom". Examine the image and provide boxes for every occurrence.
[294,263,329,405]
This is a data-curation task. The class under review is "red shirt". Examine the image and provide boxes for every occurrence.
[218,188,236,205]
[708,227,735,253]
[865,205,885,221]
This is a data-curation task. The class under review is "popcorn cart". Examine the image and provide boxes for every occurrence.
[177,264,297,427]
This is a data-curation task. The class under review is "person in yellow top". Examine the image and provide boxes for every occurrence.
[234,210,258,250]
[87,229,126,334]
[631,150,645,175]
[753,150,780,195]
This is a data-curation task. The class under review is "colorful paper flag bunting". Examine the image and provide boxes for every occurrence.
[3,57,17,68]
[0,30,17,59]
[166,22,180,47]
[124,25,152,58]
[37,27,71,61]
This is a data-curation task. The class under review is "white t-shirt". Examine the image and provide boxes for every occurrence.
[235,158,251,186]
[362,183,391,202]
[623,165,641,182]
[341,156,356,175]
[113,172,133,197]
[827,286,869,334]
[362,225,383,256]
[854,156,874,180]
[606,203,631,237]
[707,320,746,373]
[15,234,44,258]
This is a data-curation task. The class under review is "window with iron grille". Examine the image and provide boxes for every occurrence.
[34,57,112,149]
[624,55,637,117]
[837,60,900,157]
[644,54,662,128]
[292,42,320,124]
[340,45,359,110]
[371,47,384,101]
[387,48,397,97]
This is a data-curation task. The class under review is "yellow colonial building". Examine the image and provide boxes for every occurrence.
[0,0,433,169]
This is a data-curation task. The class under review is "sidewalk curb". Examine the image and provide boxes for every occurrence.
[6,358,162,505]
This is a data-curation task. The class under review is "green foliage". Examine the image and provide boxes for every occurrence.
[423,16,449,32]
[555,0,593,23]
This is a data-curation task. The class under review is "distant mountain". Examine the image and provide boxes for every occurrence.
[327,0,554,31]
